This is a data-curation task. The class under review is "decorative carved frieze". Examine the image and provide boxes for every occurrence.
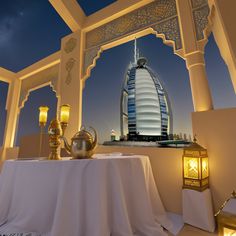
[83,47,100,76]
[86,0,178,50]
[193,5,210,40]
[83,0,184,77]
[65,58,76,85]
[64,38,77,54]
[191,0,208,9]
[151,16,182,50]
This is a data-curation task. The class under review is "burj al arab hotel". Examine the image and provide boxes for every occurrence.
[120,40,173,141]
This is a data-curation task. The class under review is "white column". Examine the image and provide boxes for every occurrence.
[1,78,21,160]
[58,30,83,140]
[176,0,214,112]
[186,52,213,112]
[182,189,215,232]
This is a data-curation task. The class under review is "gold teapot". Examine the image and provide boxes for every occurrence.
[62,126,97,159]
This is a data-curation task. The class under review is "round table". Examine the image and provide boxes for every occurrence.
[0,154,171,236]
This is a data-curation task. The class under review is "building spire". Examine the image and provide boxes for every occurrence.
[137,48,140,60]
[134,38,141,65]
[134,38,137,64]
[134,38,141,64]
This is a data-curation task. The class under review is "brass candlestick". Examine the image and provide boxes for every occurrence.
[48,119,63,160]
[46,104,70,160]
[60,122,68,136]
[38,125,44,157]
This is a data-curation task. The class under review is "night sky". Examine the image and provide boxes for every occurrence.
[0,0,235,145]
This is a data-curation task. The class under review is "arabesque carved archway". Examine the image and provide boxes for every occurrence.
[1,0,236,157]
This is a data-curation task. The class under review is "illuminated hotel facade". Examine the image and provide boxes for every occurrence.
[120,43,173,141]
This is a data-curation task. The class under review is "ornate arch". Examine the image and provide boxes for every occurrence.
[19,65,59,110]
[82,0,182,80]
[202,2,214,40]
[83,46,103,81]
[190,0,213,50]
[81,0,213,85]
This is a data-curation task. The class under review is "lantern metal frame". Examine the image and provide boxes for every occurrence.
[182,139,209,192]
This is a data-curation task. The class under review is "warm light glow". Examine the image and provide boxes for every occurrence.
[224,227,236,236]
[183,142,209,191]
[189,159,198,172]
[60,104,70,124]
[202,158,209,179]
[39,106,49,126]
[202,160,207,170]
[184,157,199,179]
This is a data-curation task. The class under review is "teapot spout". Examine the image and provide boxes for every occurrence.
[61,136,71,155]
[90,127,97,149]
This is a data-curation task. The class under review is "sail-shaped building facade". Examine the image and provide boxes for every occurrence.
[120,41,173,141]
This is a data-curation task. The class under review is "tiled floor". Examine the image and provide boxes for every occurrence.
[168,225,217,236]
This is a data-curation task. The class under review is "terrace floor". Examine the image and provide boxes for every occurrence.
[167,225,217,236]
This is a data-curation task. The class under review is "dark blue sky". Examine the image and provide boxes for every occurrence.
[77,0,117,15]
[0,0,235,145]
[0,0,71,72]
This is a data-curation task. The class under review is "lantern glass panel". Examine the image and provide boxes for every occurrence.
[184,157,199,179]
[202,157,209,179]
[224,227,236,235]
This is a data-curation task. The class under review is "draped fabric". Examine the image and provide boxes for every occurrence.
[0,155,172,236]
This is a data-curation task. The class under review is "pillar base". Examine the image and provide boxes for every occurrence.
[182,188,215,232]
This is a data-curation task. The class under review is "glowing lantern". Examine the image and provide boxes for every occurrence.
[60,104,70,135]
[217,191,236,236]
[39,106,49,127]
[223,228,236,236]
[182,137,209,191]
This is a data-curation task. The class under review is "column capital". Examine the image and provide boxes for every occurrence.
[185,51,213,111]
[185,51,205,70]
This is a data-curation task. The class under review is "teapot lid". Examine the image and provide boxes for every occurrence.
[72,127,93,141]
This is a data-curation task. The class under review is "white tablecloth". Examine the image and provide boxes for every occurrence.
[182,189,215,232]
[0,155,172,236]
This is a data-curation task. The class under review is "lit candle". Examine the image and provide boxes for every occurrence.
[60,104,70,124]
[39,106,49,126]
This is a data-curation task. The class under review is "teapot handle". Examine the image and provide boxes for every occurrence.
[89,126,97,149]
